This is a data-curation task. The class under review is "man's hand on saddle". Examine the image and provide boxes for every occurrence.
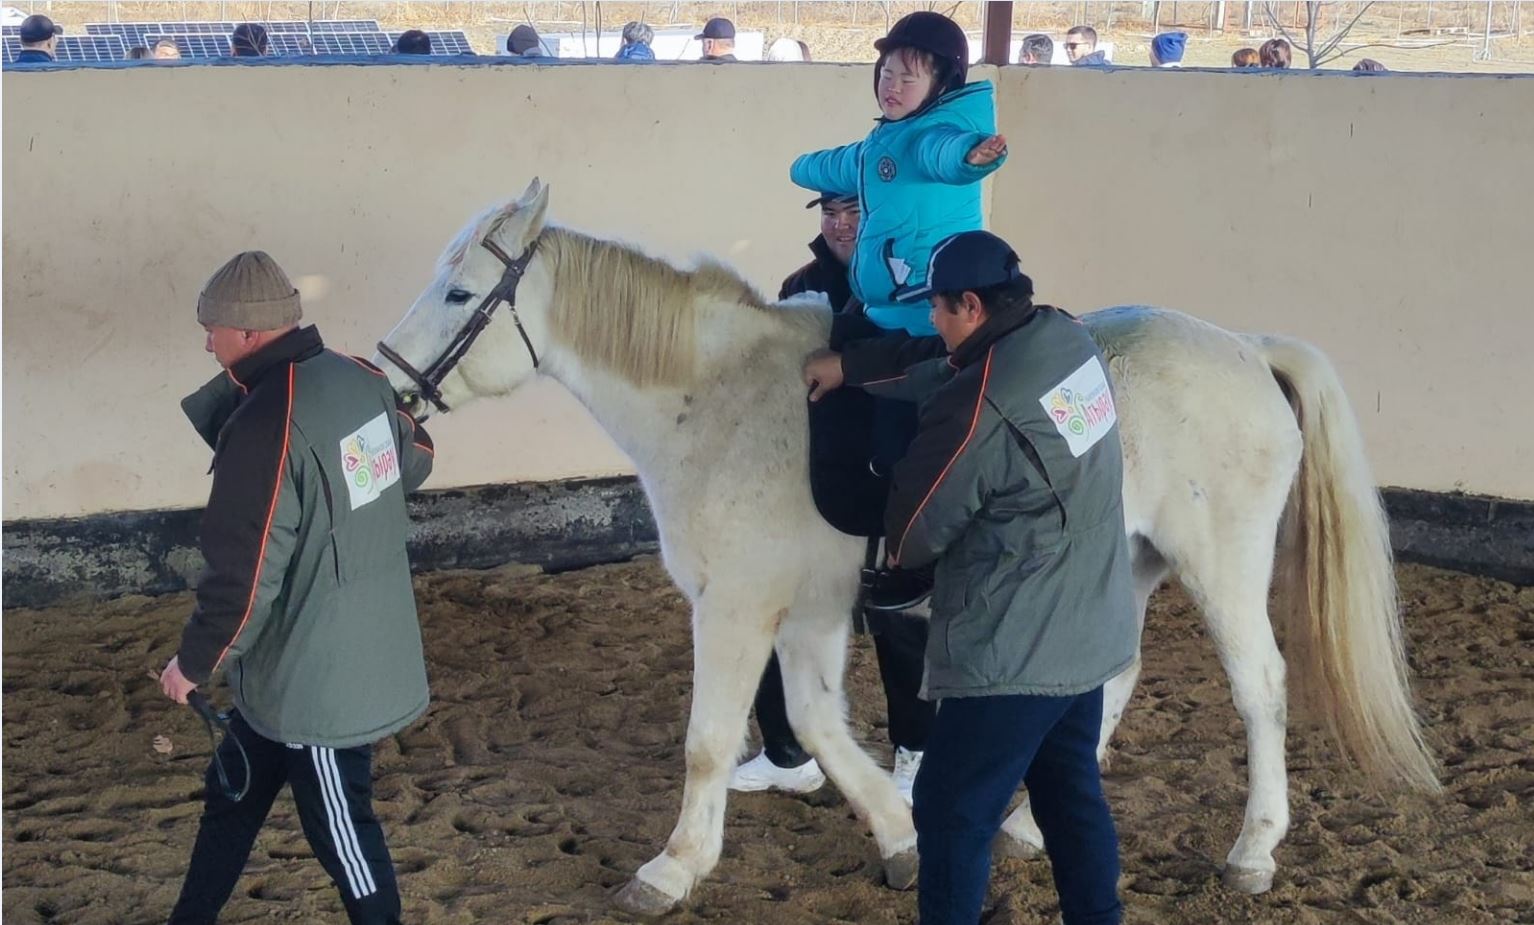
[803,349,845,402]
[966,134,1008,166]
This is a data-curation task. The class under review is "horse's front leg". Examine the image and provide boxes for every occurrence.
[616,585,781,916]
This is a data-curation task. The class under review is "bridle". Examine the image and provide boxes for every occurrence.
[376,236,541,416]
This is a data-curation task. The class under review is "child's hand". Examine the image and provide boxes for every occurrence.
[966,134,1008,166]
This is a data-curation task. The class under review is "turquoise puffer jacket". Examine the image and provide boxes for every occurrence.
[790,81,1006,335]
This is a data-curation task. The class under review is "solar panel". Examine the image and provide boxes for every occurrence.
[2,25,21,36]
[310,20,383,33]
[143,33,230,58]
[86,23,154,49]
[311,32,392,55]
[3,34,128,63]
[151,21,237,34]
[266,33,315,55]
[261,22,313,33]
[385,30,474,55]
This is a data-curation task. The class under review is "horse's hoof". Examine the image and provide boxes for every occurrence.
[614,877,681,917]
[883,848,919,890]
[992,831,1045,861]
[1222,864,1274,894]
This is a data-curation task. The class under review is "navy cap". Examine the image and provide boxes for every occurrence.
[508,24,542,54]
[696,17,735,40]
[805,192,858,209]
[892,231,1024,303]
[19,14,63,43]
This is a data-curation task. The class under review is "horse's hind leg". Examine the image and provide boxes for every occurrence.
[996,540,1167,860]
[1171,515,1292,894]
[617,584,781,916]
[776,608,919,888]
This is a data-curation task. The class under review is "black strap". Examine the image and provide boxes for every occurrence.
[377,236,541,418]
[188,691,250,803]
[852,536,881,635]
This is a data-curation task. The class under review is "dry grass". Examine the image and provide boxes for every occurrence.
[30,0,1534,70]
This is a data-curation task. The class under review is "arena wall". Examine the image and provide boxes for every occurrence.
[4,62,1531,598]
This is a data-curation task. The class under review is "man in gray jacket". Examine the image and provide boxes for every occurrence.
[159,251,434,924]
[817,230,1136,924]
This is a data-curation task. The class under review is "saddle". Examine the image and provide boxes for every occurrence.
[807,310,916,538]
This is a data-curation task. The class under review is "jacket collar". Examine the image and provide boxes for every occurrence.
[227,325,324,390]
[807,234,847,271]
[951,303,1041,369]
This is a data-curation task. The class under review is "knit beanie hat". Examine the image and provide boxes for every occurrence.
[1152,31,1187,64]
[197,251,302,330]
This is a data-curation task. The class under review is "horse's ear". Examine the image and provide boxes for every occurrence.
[522,181,551,235]
[515,177,543,207]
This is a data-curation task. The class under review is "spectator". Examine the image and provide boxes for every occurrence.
[697,17,737,61]
[1018,32,1053,65]
[1150,31,1187,68]
[1353,57,1388,72]
[1065,25,1107,65]
[393,29,432,55]
[506,24,545,57]
[615,21,654,61]
[1259,37,1291,68]
[1231,47,1259,67]
[230,23,269,57]
[16,14,62,63]
[766,36,804,61]
[127,45,152,60]
[153,38,183,60]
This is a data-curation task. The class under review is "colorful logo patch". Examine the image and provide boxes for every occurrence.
[340,412,402,510]
[1038,356,1117,458]
[877,155,897,182]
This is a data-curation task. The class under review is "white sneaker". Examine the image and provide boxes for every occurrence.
[893,747,923,806]
[729,750,826,794]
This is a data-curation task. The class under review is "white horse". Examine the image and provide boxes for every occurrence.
[376,181,1439,916]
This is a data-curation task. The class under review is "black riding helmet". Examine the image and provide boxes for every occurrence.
[872,11,970,108]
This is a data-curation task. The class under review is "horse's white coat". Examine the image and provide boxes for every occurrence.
[377,183,1437,913]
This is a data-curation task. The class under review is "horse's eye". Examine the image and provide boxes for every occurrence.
[445,289,473,305]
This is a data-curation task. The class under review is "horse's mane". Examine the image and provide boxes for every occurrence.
[542,227,769,388]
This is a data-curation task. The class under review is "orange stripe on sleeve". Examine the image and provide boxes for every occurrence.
[210,364,295,675]
[889,348,994,566]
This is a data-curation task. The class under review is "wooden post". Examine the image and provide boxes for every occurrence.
[982,1,1014,65]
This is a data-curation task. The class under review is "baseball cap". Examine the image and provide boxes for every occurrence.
[892,231,1026,303]
[695,17,735,40]
[19,15,63,43]
[805,192,858,209]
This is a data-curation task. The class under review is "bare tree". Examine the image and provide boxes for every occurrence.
[1262,1,1377,68]
[1263,1,1457,68]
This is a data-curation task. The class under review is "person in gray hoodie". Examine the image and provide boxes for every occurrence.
[160,250,434,925]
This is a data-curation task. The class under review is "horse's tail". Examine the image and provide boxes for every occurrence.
[1252,334,1440,793]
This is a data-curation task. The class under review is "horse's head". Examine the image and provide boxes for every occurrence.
[375,178,552,420]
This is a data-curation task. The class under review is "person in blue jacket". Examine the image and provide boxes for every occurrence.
[790,11,1008,338]
[794,10,1008,611]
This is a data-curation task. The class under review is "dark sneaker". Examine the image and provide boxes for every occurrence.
[865,566,935,612]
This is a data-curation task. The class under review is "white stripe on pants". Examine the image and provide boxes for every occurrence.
[309,746,378,899]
